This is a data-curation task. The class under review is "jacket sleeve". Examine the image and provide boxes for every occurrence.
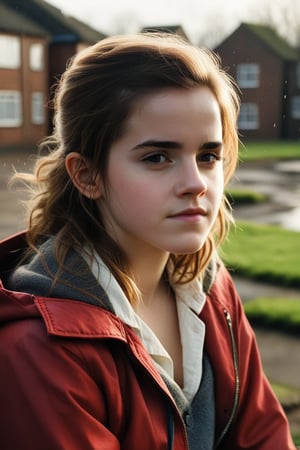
[213,265,296,449]
[0,318,126,450]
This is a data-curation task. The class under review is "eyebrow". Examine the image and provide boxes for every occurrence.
[132,139,223,151]
[132,140,182,150]
[201,141,223,150]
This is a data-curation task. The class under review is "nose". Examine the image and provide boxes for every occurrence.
[175,159,207,197]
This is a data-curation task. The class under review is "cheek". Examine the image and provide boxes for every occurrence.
[216,178,225,202]
[106,170,156,213]
[109,162,158,198]
[210,167,224,202]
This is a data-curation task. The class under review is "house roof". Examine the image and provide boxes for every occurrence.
[240,23,299,61]
[0,1,48,36]
[65,15,106,44]
[0,0,105,43]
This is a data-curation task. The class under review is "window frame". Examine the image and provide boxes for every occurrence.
[0,90,22,127]
[238,103,259,130]
[291,96,300,119]
[296,63,300,89]
[29,43,44,71]
[0,35,21,69]
[31,91,45,125]
[236,63,260,88]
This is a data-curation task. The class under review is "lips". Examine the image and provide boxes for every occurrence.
[167,208,208,224]
[169,207,207,218]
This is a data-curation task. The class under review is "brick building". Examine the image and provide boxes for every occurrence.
[0,0,105,149]
[214,23,300,140]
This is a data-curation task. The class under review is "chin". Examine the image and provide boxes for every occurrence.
[167,241,205,255]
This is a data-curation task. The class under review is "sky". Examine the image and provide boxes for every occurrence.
[45,0,281,47]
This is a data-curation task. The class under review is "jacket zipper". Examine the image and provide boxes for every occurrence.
[128,349,189,450]
[214,309,240,448]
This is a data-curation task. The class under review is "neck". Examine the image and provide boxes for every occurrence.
[128,250,170,306]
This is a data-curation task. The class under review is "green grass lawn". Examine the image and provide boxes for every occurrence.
[239,140,300,161]
[271,382,300,446]
[221,221,300,287]
[226,188,268,206]
[244,298,300,333]
[225,154,300,446]
[224,142,300,285]
[272,382,300,407]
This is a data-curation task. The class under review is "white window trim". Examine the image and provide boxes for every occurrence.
[296,63,300,89]
[0,90,22,127]
[291,96,300,119]
[31,92,45,125]
[236,63,260,88]
[238,103,259,130]
[0,35,21,69]
[30,43,44,71]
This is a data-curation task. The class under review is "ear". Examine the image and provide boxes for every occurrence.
[65,152,102,199]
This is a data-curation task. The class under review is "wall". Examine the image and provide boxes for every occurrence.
[0,34,48,149]
[215,27,286,140]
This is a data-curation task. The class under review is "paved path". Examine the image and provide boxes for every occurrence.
[233,276,300,302]
[0,150,33,239]
[233,273,300,436]
[230,158,300,232]
[234,274,300,387]
[233,275,300,396]
[253,327,300,389]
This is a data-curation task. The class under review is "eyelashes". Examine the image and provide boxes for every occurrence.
[141,153,171,164]
[140,151,223,166]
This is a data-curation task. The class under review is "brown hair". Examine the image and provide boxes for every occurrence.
[20,33,240,301]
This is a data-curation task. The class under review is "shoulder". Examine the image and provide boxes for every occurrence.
[0,292,139,387]
[35,295,128,340]
[206,260,243,315]
[1,285,130,342]
[0,284,130,357]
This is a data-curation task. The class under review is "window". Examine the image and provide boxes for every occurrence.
[291,96,300,119]
[32,92,45,124]
[0,35,20,69]
[296,63,300,89]
[238,103,259,130]
[236,64,260,88]
[30,43,44,71]
[0,91,22,127]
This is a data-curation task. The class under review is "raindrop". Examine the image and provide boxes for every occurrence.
[273,123,277,128]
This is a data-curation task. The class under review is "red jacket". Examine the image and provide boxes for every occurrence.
[0,233,296,449]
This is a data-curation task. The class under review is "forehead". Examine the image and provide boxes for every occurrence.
[131,86,219,113]
[123,86,222,141]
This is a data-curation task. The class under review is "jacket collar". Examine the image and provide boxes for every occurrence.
[34,294,129,339]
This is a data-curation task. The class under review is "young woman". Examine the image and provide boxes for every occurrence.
[0,33,295,449]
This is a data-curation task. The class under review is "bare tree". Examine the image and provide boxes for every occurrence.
[196,14,230,49]
[109,11,141,35]
[254,0,300,47]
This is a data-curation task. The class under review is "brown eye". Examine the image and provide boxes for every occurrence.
[198,152,222,163]
[142,153,170,164]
